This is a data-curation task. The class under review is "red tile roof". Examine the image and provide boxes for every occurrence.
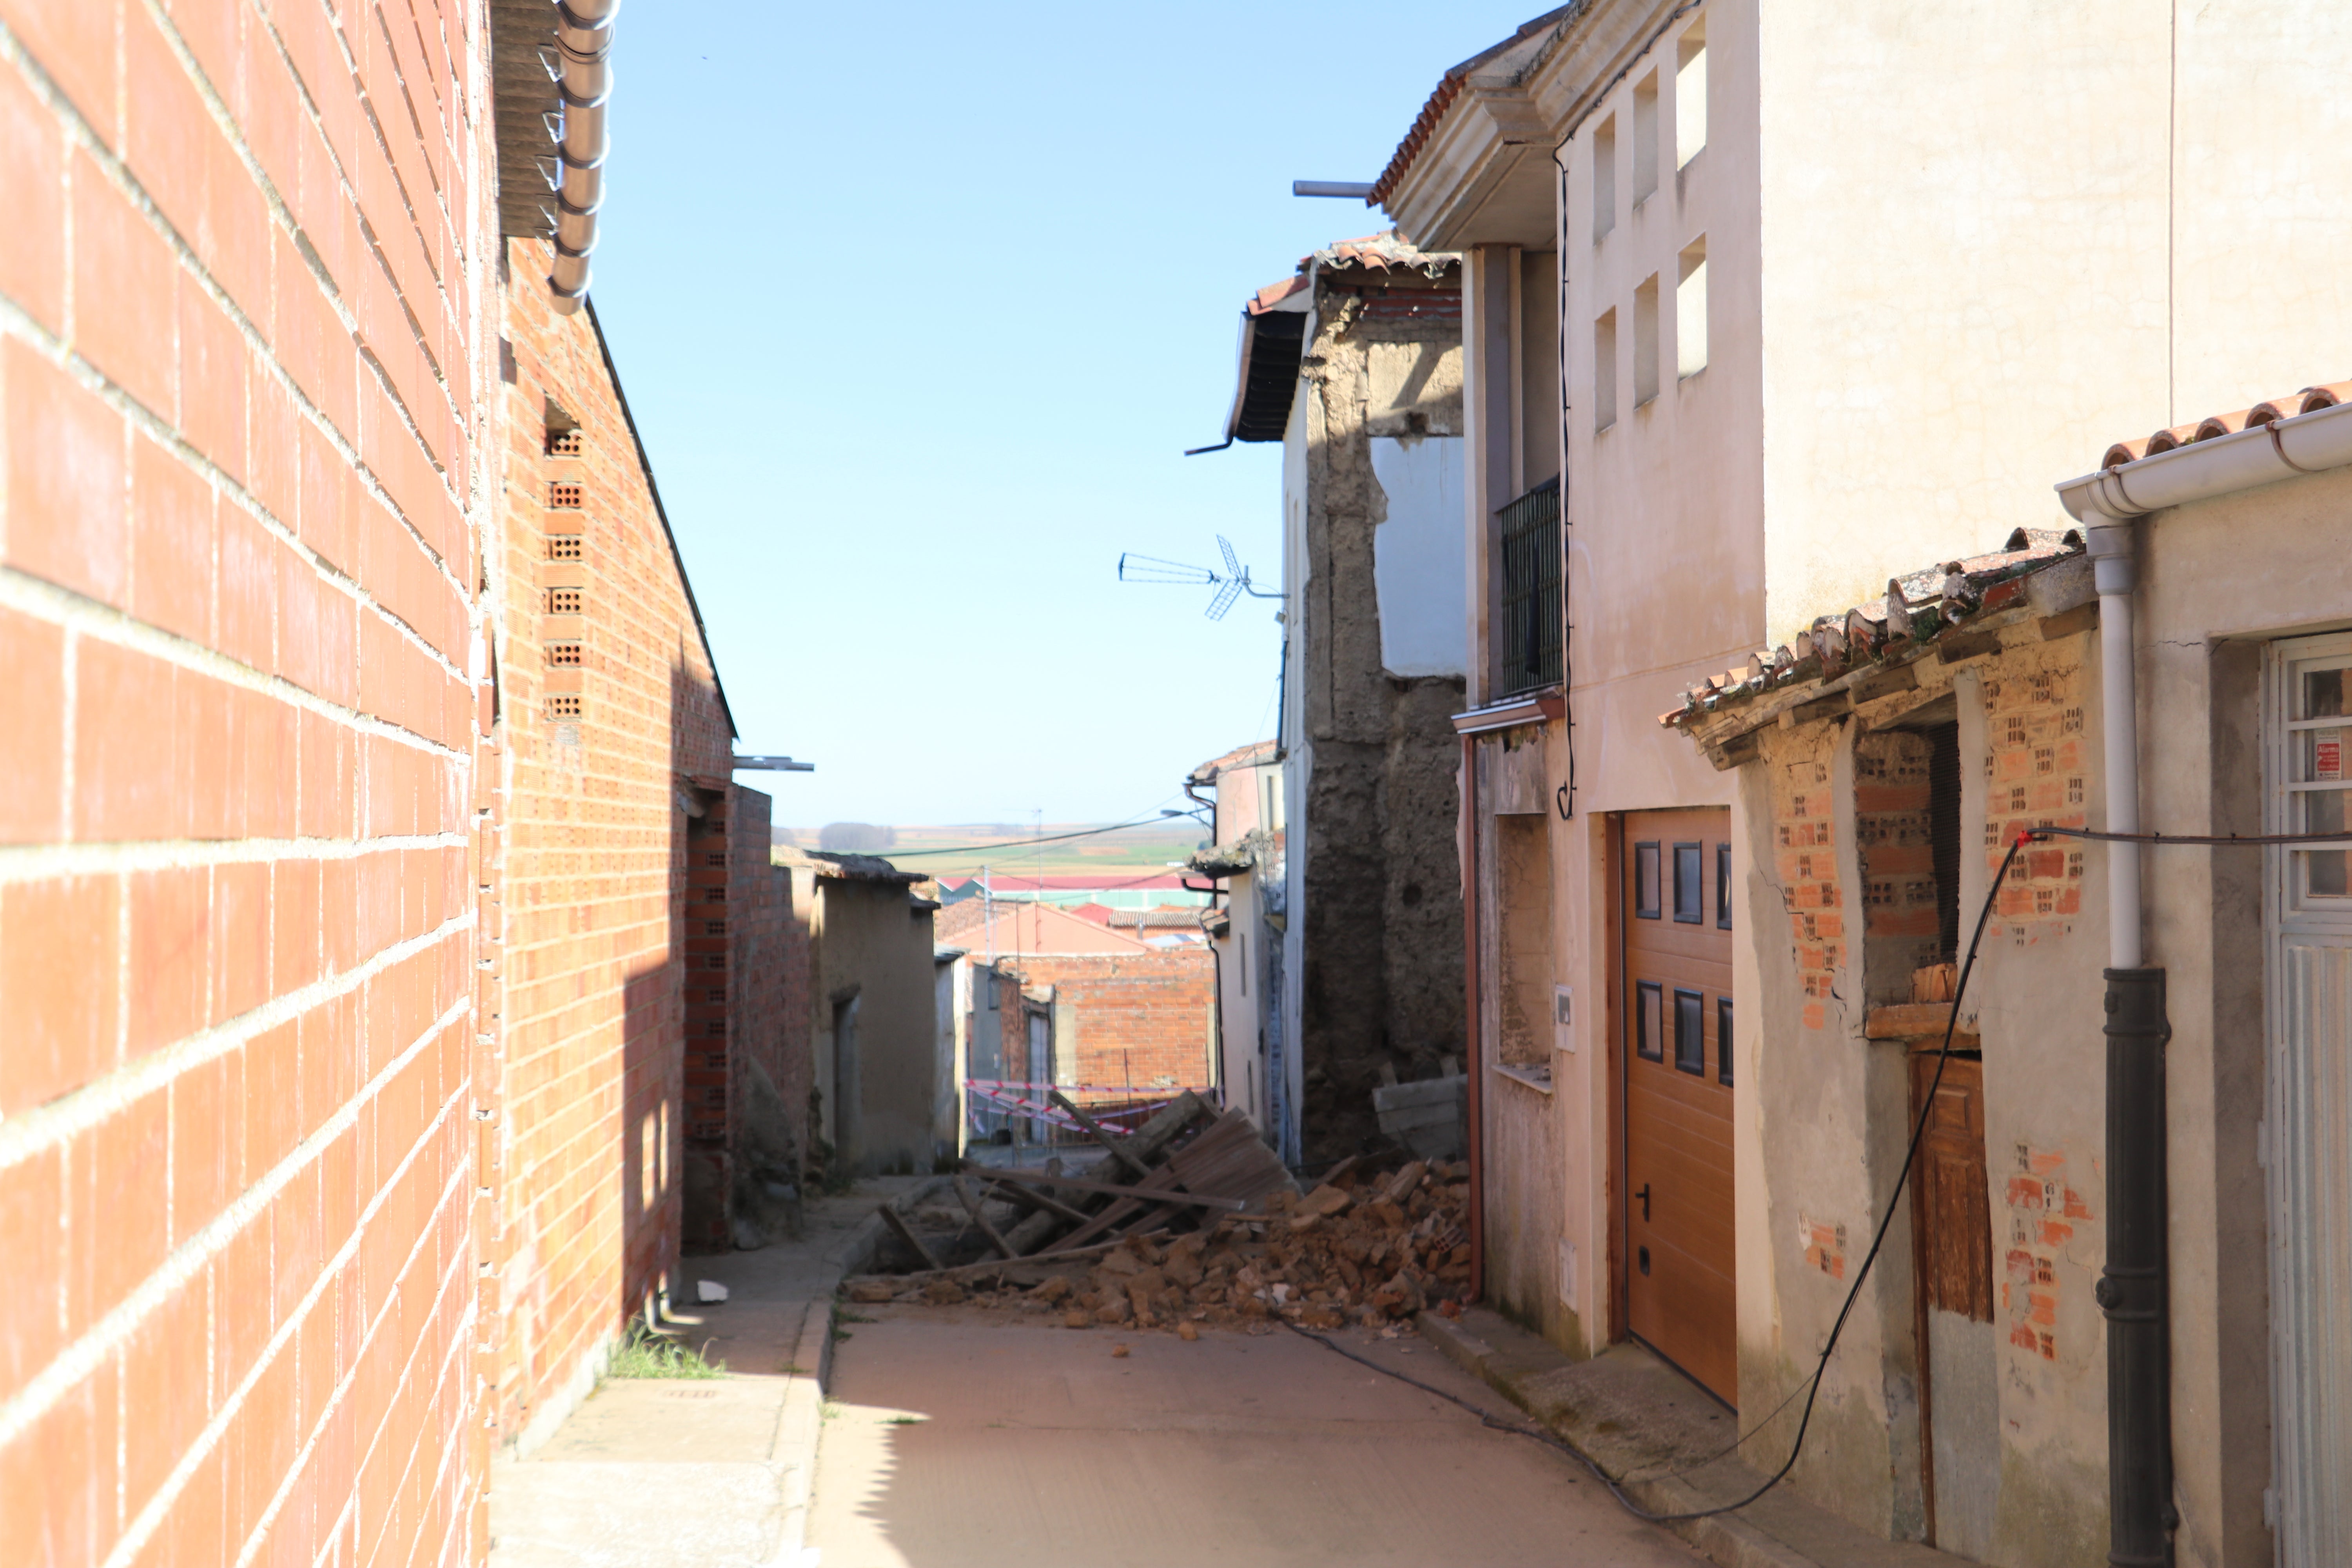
[2096,381,2352,470]
[1659,528,2089,732]
[1368,8,1582,207]
[1187,739,1278,785]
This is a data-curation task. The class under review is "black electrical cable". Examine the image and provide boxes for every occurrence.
[1294,833,2032,1527]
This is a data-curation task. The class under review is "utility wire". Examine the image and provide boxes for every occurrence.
[1295,833,2032,1526]
[1296,817,2352,1526]
[865,813,1189,860]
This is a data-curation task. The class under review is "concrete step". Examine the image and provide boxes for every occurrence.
[1416,1307,1982,1568]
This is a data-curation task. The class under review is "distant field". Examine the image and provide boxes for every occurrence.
[775,821,1210,881]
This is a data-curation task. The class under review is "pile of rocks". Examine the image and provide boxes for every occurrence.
[845,1158,1472,1334]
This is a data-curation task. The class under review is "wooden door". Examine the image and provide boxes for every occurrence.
[1622,808,1737,1402]
[1909,1051,1995,1555]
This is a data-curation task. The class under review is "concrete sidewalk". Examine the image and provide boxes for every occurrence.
[1415,1307,1977,1568]
[486,1177,941,1568]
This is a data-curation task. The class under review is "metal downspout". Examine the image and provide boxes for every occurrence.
[1461,732,1484,1301]
[2083,521,2174,1568]
[547,0,618,312]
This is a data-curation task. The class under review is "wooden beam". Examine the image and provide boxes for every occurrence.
[980,1174,1091,1227]
[1049,1090,1154,1180]
[951,1174,1019,1259]
[877,1202,942,1271]
[843,1233,1165,1290]
[987,1167,1246,1212]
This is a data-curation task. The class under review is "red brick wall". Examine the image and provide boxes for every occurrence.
[0,3,492,1564]
[1007,952,1216,1090]
[484,248,733,1439]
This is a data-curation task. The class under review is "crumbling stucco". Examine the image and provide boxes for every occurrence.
[1291,268,1468,1160]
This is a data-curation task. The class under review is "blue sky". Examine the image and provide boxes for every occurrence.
[590,2,1534,828]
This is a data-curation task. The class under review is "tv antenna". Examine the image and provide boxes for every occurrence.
[1116,535,1281,621]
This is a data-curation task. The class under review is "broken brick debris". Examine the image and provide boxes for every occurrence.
[842,1129,1474,1336]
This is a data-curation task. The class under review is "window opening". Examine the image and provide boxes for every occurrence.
[1716,996,1733,1084]
[1495,478,1563,695]
[1633,274,1661,405]
[1677,238,1708,379]
[1673,842,1703,923]
[1594,308,1619,430]
[1716,842,1733,929]
[1674,988,1705,1074]
[1633,841,1661,919]
[1929,721,1963,960]
[1632,71,1659,204]
[2286,653,2351,900]
[1592,116,1617,242]
[1635,979,1664,1060]
[1675,22,1708,169]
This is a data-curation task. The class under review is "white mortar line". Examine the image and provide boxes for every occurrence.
[0,19,473,625]
[225,1161,479,1568]
[0,563,471,766]
[0,987,470,1456]
[0,832,465,883]
[99,1061,477,1568]
[0,909,473,1156]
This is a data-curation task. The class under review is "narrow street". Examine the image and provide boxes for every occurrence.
[808,1307,1702,1568]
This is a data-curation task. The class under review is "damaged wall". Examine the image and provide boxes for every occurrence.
[1728,617,2115,1564]
[1286,261,1470,1161]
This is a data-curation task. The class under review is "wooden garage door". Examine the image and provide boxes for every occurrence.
[1622,808,1737,1403]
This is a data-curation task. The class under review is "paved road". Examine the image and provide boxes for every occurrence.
[809,1307,1702,1568]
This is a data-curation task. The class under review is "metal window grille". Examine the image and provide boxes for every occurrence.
[547,534,583,560]
[1495,477,1562,695]
[545,587,583,615]
[548,480,583,508]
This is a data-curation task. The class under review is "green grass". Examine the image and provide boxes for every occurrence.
[605,1324,726,1380]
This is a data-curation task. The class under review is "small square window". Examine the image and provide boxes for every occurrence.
[1635,980,1664,1061]
[1674,988,1705,1075]
[548,481,583,509]
[1633,842,1661,919]
[1673,842,1703,923]
[547,534,583,561]
[546,587,583,615]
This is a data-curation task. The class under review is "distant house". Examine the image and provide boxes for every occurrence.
[933,895,1214,1148]
[777,849,941,1177]
[1183,741,1287,1142]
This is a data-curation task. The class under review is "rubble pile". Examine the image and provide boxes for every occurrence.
[846,1148,1474,1334]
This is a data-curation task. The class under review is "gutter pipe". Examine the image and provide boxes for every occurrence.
[2054,392,2352,1568]
[547,0,619,314]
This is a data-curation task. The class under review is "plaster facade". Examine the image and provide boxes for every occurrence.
[1377,0,2352,1557]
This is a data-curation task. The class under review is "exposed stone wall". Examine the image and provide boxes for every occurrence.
[1294,272,1467,1160]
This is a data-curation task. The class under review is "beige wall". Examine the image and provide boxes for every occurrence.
[2131,466,2352,1568]
[1757,0,2352,642]
[805,874,940,1176]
